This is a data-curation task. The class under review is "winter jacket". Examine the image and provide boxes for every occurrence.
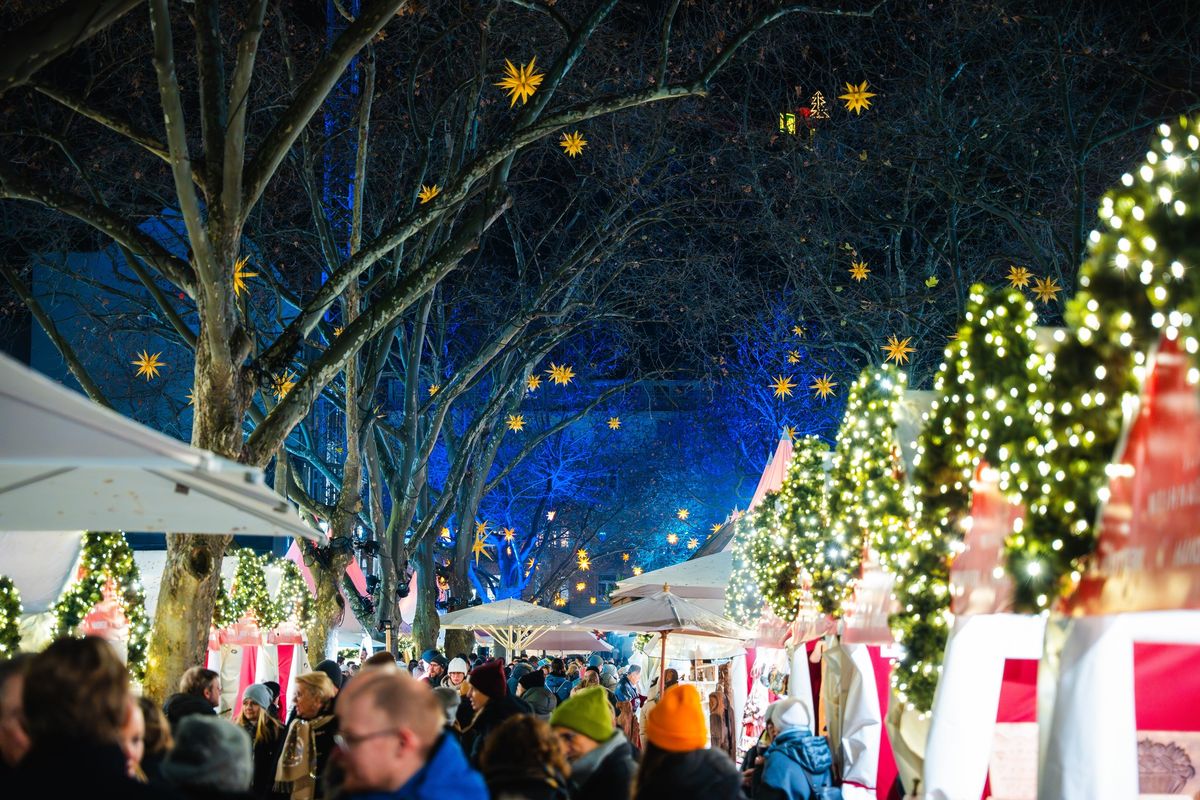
[613,676,642,707]
[544,673,570,701]
[567,730,637,800]
[339,733,488,800]
[10,738,178,798]
[241,720,287,800]
[163,693,217,730]
[484,768,571,800]
[281,707,339,800]
[507,663,534,696]
[634,744,745,800]
[519,686,557,720]
[459,693,532,766]
[759,728,828,800]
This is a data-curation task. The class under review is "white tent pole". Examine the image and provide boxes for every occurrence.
[660,631,668,691]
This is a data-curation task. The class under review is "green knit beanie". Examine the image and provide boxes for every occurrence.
[549,686,614,743]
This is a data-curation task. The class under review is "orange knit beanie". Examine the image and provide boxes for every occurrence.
[645,683,707,752]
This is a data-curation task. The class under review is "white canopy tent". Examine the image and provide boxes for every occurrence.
[0,352,321,540]
[439,598,578,652]
[610,551,731,611]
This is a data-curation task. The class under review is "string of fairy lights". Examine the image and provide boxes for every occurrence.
[215,548,314,632]
[0,576,21,657]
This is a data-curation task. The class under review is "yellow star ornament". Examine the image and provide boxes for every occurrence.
[632,566,643,576]
[838,81,876,115]
[428,384,440,397]
[849,261,871,281]
[232,257,258,298]
[1032,276,1062,304]
[676,508,690,521]
[792,324,806,338]
[667,533,679,545]
[526,374,542,392]
[272,371,298,399]
[882,335,915,365]
[787,350,801,364]
[546,362,575,386]
[687,537,699,550]
[783,425,798,441]
[711,523,723,534]
[771,375,797,399]
[559,131,587,157]
[476,521,489,536]
[132,350,165,381]
[506,414,525,432]
[495,57,544,106]
[622,553,631,562]
[576,550,591,571]
[607,417,621,430]
[502,527,516,543]
[471,534,493,565]
[418,184,440,204]
[811,374,837,400]
[1007,265,1032,289]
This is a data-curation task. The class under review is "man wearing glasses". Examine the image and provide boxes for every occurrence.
[332,668,488,799]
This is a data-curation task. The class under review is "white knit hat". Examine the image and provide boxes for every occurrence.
[447,657,469,674]
[770,698,812,732]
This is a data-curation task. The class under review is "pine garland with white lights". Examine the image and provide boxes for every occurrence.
[891,285,1048,712]
[823,365,912,614]
[748,435,831,620]
[1010,116,1199,609]
[53,532,149,681]
[213,549,280,629]
[276,560,314,630]
[725,515,766,628]
[0,576,21,656]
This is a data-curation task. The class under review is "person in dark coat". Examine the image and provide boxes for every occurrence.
[12,637,168,798]
[277,671,339,800]
[544,658,570,702]
[235,684,287,799]
[459,659,531,766]
[550,686,636,800]
[637,684,745,800]
[137,695,173,787]
[480,714,571,800]
[515,668,557,721]
[162,715,257,800]
[163,666,221,732]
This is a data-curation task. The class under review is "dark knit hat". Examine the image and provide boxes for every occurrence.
[314,659,343,690]
[469,658,507,699]
[421,648,443,663]
[518,668,546,690]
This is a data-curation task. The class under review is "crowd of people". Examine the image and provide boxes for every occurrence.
[0,638,835,800]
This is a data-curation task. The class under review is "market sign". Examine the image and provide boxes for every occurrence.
[1070,335,1200,614]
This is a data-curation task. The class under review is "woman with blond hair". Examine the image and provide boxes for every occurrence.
[276,671,338,800]
[237,683,286,799]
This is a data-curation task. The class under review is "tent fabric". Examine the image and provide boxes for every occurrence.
[0,530,82,612]
[439,598,577,630]
[0,352,321,541]
[922,614,1045,800]
[1039,610,1200,800]
[823,642,884,800]
[748,436,795,515]
[570,588,749,640]
[521,629,612,654]
[610,551,732,603]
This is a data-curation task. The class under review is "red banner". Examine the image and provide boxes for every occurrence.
[1071,335,1200,614]
[950,463,1020,615]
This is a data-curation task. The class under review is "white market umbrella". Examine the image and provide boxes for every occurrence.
[570,586,750,688]
[439,598,578,652]
[610,551,732,608]
[523,628,613,655]
[0,352,322,540]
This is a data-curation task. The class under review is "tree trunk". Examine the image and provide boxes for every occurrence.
[445,629,475,661]
[411,539,439,652]
[303,545,352,662]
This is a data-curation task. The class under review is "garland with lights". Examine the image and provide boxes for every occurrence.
[276,560,314,631]
[1009,116,1199,610]
[823,365,911,614]
[53,532,149,681]
[891,285,1048,713]
[0,576,21,657]
[748,435,831,620]
[214,549,282,630]
[725,514,766,628]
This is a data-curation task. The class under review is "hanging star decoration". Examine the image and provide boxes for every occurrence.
[676,508,690,521]
[526,374,542,392]
[476,521,489,536]
[1032,276,1062,303]
[687,537,699,550]
[882,335,915,365]
[632,566,643,576]
[546,362,575,386]
[502,527,516,543]
[925,276,939,288]
[471,533,493,565]
[495,57,544,106]
[608,417,621,430]
[418,184,440,204]
[440,527,451,541]
[711,523,723,534]
[771,374,796,399]
[506,414,525,432]
[185,387,195,405]
[576,549,591,571]
[428,384,440,397]
[559,131,587,157]
[667,533,680,545]
[838,81,876,115]
[787,350,801,364]
[132,350,165,381]
[849,260,871,281]
[232,256,258,298]
[1007,265,1032,288]
[526,557,536,571]
[575,581,586,592]
[811,374,837,400]
[333,326,344,339]
[783,425,798,441]
[792,324,806,337]
[271,371,297,400]
[622,553,631,562]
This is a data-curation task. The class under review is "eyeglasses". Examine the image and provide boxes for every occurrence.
[333,729,399,751]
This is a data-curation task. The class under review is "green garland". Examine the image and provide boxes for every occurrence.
[892,285,1048,713]
[276,560,314,631]
[1011,116,1199,609]
[214,551,314,632]
[824,365,911,614]
[749,435,831,620]
[0,576,21,657]
[53,532,149,681]
[725,514,766,628]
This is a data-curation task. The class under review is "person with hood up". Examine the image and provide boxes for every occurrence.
[480,714,571,800]
[757,699,833,800]
[459,659,531,765]
[161,715,256,799]
[332,668,488,800]
[506,660,534,696]
[634,683,745,800]
[550,686,636,800]
[515,668,557,721]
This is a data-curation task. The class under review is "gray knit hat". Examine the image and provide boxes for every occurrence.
[432,686,461,722]
[162,716,253,792]
[242,683,272,712]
